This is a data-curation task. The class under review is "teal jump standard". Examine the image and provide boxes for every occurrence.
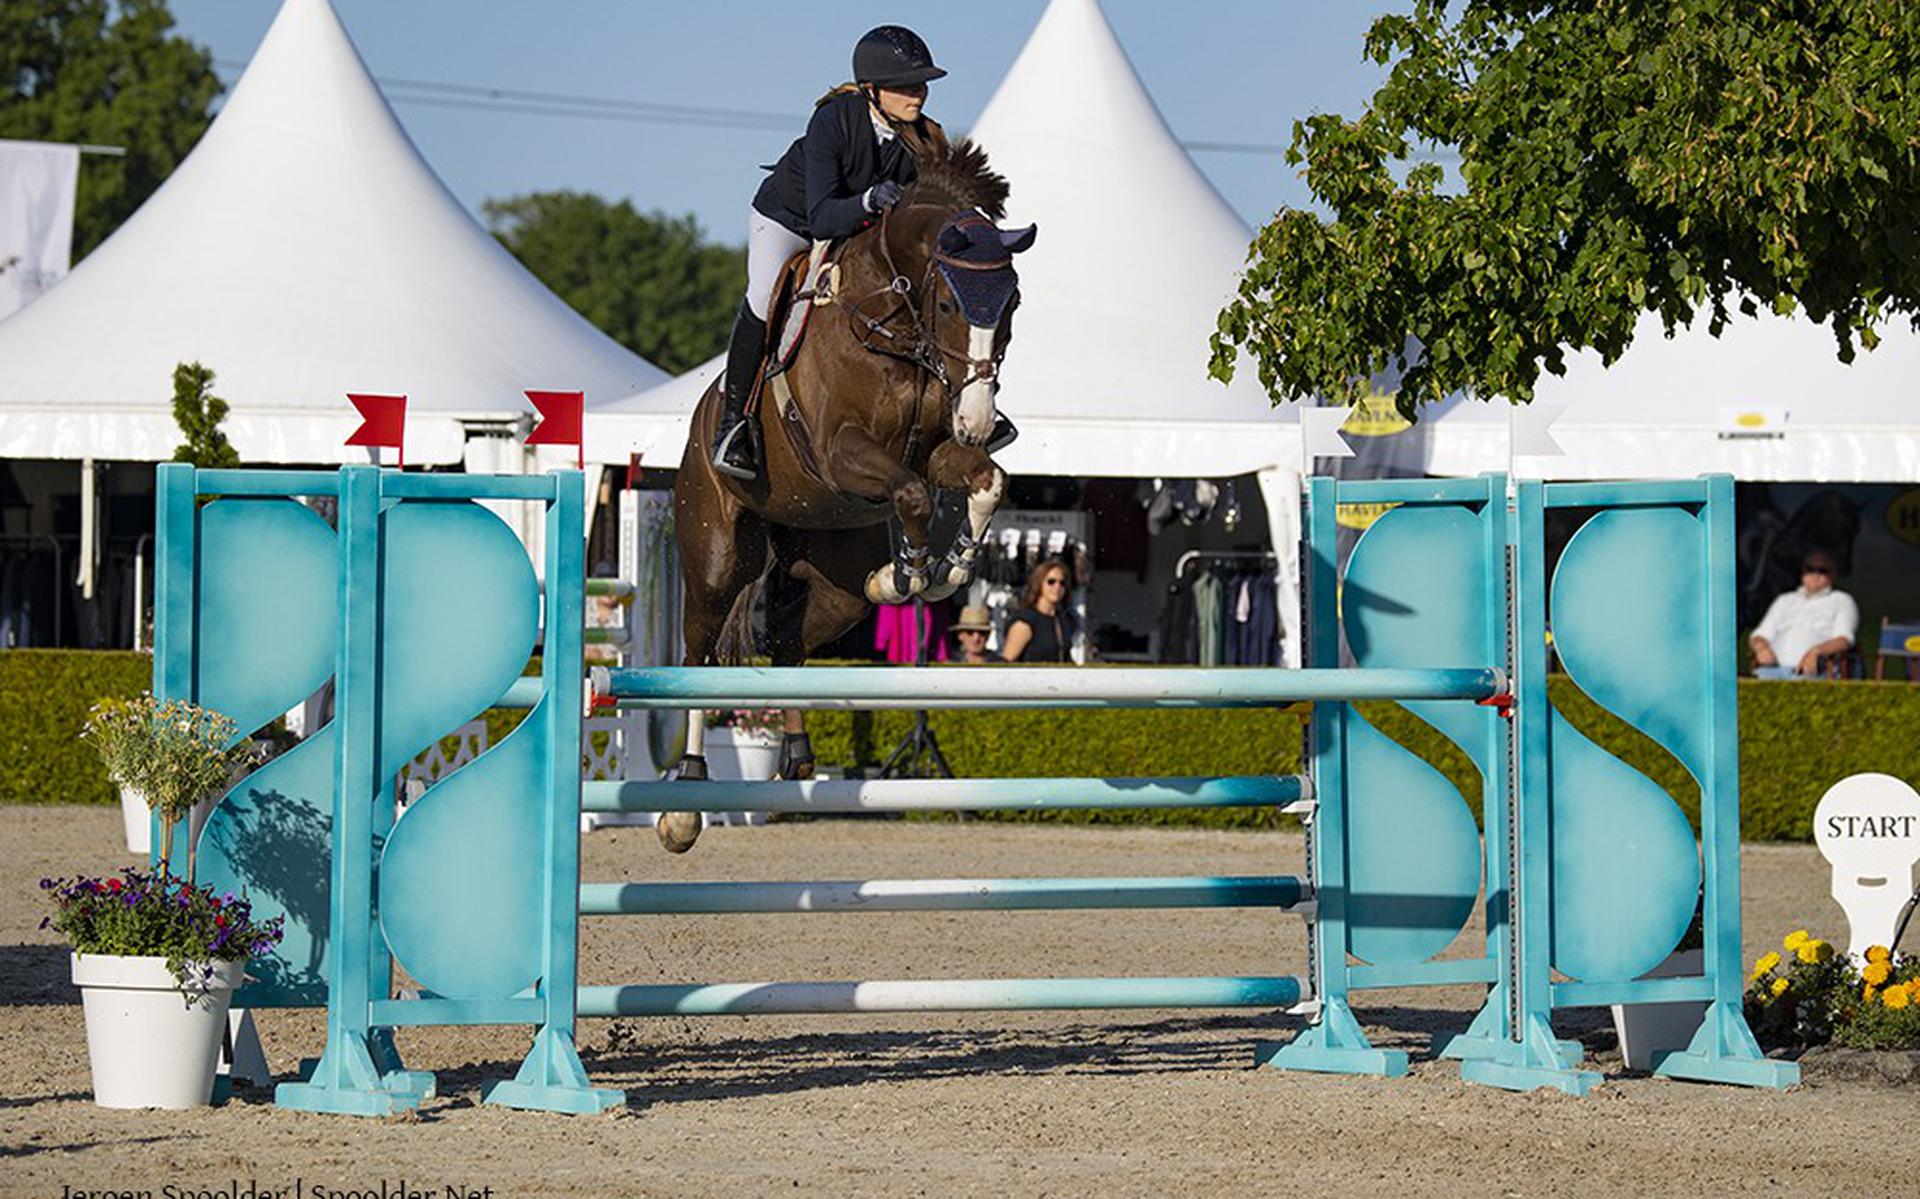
[150,464,1796,1114]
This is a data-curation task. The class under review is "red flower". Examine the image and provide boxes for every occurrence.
[214,915,228,928]
[106,878,123,892]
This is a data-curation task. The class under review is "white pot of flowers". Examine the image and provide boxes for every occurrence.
[118,786,221,858]
[71,953,246,1108]
[702,726,780,826]
[1610,948,1708,1071]
[118,785,151,855]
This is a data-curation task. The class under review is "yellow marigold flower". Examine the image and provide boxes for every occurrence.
[1752,952,1781,979]
[1796,943,1821,964]
[1864,985,1879,1003]
[1885,985,1911,1011]
[1864,962,1893,987]
[1783,930,1810,951]
[1866,945,1891,965]
[1771,977,1790,998]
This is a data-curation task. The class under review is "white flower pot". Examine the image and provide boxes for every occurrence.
[71,953,245,1108]
[1610,948,1709,1071]
[118,785,150,855]
[702,727,779,826]
[118,786,220,860]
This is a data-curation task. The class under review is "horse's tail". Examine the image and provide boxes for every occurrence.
[712,573,762,667]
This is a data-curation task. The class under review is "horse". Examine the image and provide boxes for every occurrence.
[662,140,1036,852]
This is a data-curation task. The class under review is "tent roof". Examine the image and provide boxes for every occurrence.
[1425,310,1920,482]
[589,0,1300,479]
[0,0,667,465]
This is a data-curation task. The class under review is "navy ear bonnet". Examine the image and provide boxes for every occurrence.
[934,215,1037,327]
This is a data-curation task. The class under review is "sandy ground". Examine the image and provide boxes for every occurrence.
[2,804,1915,1199]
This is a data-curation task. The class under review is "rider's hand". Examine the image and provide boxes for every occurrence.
[864,180,904,213]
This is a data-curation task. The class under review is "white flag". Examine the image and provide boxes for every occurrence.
[0,139,81,321]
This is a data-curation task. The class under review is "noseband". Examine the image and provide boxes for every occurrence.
[841,206,1016,455]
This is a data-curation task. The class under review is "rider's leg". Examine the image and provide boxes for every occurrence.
[712,301,766,480]
[714,209,807,480]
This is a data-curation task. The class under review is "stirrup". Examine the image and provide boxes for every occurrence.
[985,413,1018,453]
[712,421,757,481]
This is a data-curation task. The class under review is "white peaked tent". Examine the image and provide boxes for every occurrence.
[0,0,667,466]
[588,0,1308,654]
[1424,310,1920,482]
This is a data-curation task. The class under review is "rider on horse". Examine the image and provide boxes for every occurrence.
[712,25,1009,481]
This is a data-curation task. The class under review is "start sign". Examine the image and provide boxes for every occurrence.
[1814,774,1920,962]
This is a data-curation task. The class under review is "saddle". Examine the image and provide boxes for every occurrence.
[746,240,846,485]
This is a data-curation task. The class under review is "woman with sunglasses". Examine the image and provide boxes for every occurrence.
[710,26,950,480]
[1001,559,1076,663]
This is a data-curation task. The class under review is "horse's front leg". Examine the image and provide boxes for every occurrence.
[825,425,933,604]
[923,441,1005,602]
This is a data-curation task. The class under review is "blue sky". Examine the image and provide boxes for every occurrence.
[168,1,1395,241]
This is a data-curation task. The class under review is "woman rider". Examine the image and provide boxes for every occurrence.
[712,25,1010,480]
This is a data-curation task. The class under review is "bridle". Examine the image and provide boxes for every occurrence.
[840,205,1017,459]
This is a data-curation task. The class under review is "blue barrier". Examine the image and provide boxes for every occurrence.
[151,463,1795,1115]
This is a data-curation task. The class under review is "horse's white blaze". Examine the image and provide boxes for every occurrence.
[954,325,997,445]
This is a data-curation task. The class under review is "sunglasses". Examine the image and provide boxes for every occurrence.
[1043,577,1067,588]
[957,629,986,636]
[1802,564,1834,575]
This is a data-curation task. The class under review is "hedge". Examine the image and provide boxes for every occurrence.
[0,651,153,808]
[6,649,1915,842]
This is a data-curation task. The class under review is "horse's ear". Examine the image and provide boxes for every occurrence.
[938,224,972,255]
[999,224,1037,254]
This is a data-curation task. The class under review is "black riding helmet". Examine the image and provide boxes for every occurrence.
[853,25,946,88]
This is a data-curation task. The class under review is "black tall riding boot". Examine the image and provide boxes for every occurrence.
[712,300,766,481]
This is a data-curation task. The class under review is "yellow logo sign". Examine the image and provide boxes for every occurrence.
[1342,393,1414,438]
[1337,501,1399,532]
[1906,635,1920,654]
[1888,489,1920,547]
[1734,411,1767,429]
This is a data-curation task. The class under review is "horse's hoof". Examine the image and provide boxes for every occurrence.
[655,810,702,854]
[776,733,815,781]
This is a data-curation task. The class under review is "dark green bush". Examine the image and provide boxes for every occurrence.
[7,650,1915,841]
[1,651,152,807]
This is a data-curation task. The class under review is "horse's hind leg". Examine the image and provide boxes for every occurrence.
[666,452,769,852]
[922,442,1005,603]
[823,424,933,604]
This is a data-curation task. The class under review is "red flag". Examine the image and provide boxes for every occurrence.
[345,393,407,467]
[525,389,585,467]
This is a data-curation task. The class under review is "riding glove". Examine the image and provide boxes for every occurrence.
[864,180,904,213]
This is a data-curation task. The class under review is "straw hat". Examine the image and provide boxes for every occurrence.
[951,605,992,632]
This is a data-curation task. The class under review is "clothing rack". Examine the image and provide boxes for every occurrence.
[1173,549,1276,576]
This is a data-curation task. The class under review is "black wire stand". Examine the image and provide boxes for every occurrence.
[877,596,954,780]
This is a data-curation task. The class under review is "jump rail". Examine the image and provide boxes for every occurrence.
[151,464,1796,1118]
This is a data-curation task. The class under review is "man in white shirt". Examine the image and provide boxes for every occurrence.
[1750,549,1859,679]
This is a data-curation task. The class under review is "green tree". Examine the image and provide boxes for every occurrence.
[1213,1,1920,415]
[169,361,239,469]
[485,192,745,375]
[1,0,220,259]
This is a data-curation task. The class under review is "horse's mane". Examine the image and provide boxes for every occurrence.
[905,139,1009,221]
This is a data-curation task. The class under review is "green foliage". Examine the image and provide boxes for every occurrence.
[1213,1,1920,415]
[10,651,1918,844]
[0,0,220,258]
[168,361,240,469]
[1747,936,1920,1051]
[41,867,284,988]
[81,692,252,879]
[801,676,1920,840]
[0,650,151,806]
[484,192,745,374]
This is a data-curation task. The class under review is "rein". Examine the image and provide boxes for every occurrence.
[839,205,1012,460]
